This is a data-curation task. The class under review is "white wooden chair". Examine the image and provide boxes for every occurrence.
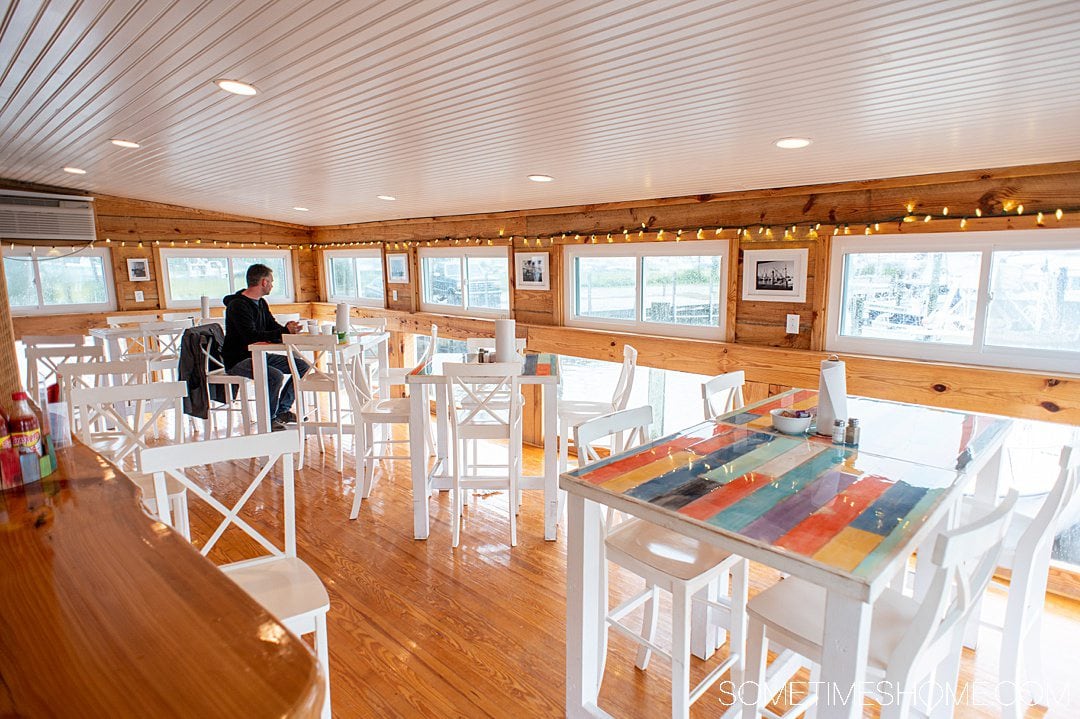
[282,334,348,471]
[138,319,192,369]
[743,490,1018,719]
[559,344,637,474]
[25,344,104,401]
[56,357,153,431]
[106,312,160,328]
[701,370,746,420]
[444,361,524,548]
[965,443,1079,717]
[71,381,190,538]
[350,317,387,332]
[386,324,438,393]
[204,332,253,438]
[138,431,331,719]
[341,343,428,518]
[576,405,748,716]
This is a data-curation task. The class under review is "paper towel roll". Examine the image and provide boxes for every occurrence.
[495,319,517,363]
[335,303,350,333]
[815,355,849,436]
[200,296,211,319]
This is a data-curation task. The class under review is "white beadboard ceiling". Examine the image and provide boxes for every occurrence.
[2,0,1079,227]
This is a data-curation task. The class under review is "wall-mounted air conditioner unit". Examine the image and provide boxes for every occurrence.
[0,189,96,241]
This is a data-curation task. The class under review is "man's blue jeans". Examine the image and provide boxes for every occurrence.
[228,354,310,419]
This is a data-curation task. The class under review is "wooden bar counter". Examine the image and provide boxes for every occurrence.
[0,444,323,717]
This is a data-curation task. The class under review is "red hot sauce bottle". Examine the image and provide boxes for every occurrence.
[9,392,41,456]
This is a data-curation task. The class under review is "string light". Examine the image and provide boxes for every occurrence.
[960,218,968,229]
[1057,209,1064,220]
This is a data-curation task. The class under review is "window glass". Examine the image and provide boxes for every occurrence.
[1,246,115,314]
[985,249,1080,353]
[466,256,509,310]
[39,254,108,305]
[3,257,37,307]
[329,257,357,297]
[838,251,980,345]
[422,256,463,307]
[166,256,231,301]
[574,256,635,320]
[355,256,384,301]
[231,256,289,301]
[642,254,721,326]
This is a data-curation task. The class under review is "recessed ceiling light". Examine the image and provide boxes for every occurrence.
[293,207,310,212]
[63,166,87,174]
[110,138,140,148]
[213,79,258,96]
[377,195,396,201]
[528,174,554,182]
[774,137,812,149]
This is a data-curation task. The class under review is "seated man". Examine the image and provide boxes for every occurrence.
[223,263,309,431]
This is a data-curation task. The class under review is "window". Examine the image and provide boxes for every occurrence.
[828,230,1080,372]
[160,249,294,307]
[565,241,728,339]
[418,247,510,317]
[325,249,385,307]
[3,245,116,315]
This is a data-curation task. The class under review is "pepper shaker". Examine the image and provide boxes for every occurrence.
[845,418,861,446]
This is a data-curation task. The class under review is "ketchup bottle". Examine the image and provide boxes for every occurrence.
[9,392,41,456]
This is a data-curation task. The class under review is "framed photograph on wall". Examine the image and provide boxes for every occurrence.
[127,257,151,282]
[741,248,808,303]
[514,251,549,290]
[387,253,409,284]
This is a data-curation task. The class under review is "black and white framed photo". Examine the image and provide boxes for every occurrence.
[515,251,549,290]
[386,253,409,284]
[741,248,808,303]
[127,257,151,282]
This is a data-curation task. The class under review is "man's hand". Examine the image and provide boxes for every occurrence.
[285,320,302,334]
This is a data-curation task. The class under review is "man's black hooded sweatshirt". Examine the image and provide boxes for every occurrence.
[222,291,287,370]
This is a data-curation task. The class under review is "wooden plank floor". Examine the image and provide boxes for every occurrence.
[181,426,1077,718]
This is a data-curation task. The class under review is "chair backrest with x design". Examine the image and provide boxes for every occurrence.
[71,381,187,467]
[444,362,523,439]
[139,431,302,565]
[139,320,192,358]
[26,344,104,400]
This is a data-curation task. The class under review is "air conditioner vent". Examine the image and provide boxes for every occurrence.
[0,189,96,241]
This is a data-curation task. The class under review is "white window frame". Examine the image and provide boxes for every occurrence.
[564,241,729,340]
[159,248,295,308]
[827,229,1080,373]
[324,249,385,308]
[417,246,511,319]
[3,245,116,316]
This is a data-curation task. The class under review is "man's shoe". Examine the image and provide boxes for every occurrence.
[271,419,288,432]
[276,410,297,424]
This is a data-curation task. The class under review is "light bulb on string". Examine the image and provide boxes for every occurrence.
[1056,209,1064,220]
[942,207,949,216]
[675,229,683,242]
[696,228,704,240]
[975,208,982,217]
[1017,204,1024,215]
[657,229,665,241]
[1037,212,1045,226]
[960,218,968,230]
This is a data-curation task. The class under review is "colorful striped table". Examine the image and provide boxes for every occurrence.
[562,391,1013,719]
[406,353,561,540]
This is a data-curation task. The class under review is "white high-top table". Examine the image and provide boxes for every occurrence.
[562,389,1013,719]
[248,330,389,433]
[405,352,561,541]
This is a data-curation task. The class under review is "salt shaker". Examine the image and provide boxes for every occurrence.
[831,419,846,445]
[845,418,861,446]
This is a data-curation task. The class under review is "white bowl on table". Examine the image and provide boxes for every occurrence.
[770,408,812,435]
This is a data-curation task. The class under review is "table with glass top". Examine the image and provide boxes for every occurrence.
[406,352,561,540]
[562,389,1012,719]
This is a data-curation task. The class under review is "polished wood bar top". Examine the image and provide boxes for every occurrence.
[0,444,323,718]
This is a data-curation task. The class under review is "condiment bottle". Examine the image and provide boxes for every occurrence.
[0,409,10,451]
[845,418,861,447]
[9,392,41,456]
[832,418,846,445]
